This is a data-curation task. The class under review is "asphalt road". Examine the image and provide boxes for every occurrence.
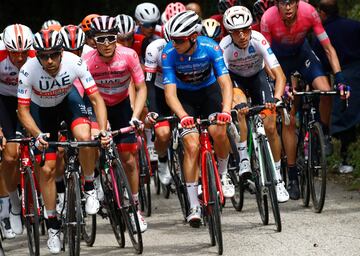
[2,180,360,256]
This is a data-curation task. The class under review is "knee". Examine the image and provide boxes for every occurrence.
[41,165,56,181]
[211,126,227,142]
[3,151,18,164]
[184,141,200,156]
[74,131,91,142]
[264,121,277,137]
[156,129,171,144]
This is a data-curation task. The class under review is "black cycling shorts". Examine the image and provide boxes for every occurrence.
[147,84,171,118]
[230,69,274,105]
[0,95,19,139]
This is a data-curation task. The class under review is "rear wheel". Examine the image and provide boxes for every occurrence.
[138,140,152,217]
[205,152,223,255]
[297,129,310,207]
[309,122,327,213]
[82,213,96,246]
[24,167,40,256]
[66,172,82,256]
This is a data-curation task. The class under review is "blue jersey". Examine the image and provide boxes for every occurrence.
[162,36,229,91]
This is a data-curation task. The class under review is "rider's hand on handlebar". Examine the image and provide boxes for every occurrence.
[35,132,49,151]
[144,112,158,125]
[217,111,232,125]
[237,102,249,115]
[337,84,351,99]
[180,115,195,129]
[129,117,144,131]
[99,130,112,148]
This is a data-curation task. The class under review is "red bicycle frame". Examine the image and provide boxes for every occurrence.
[198,123,224,206]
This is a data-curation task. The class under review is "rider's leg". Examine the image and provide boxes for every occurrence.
[155,124,172,185]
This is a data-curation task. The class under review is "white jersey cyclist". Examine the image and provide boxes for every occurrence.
[219,30,279,77]
[0,41,36,97]
[17,51,98,107]
[144,38,167,89]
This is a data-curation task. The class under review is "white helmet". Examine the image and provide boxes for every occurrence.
[223,6,253,31]
[116,14,135,35]
[59,25,85,51]
[167,10,201,38]
[135,2,160,24]
[163,22,171,42]
[3,24,33,51]
[201,19,222,40]
[161,11,167,25]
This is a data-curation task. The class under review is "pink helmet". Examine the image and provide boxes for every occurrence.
[165,2,186,22]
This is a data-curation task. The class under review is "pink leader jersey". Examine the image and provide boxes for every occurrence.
[77,45,144,106]
[260,1,330,57]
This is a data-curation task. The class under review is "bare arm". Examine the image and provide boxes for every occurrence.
[132,81,147,119]
[271,66,286,100]
[18,104,42,137]
[164,83,188,118]
[323,42,341,74]
[87,91,108,131]
[217,74,233,113]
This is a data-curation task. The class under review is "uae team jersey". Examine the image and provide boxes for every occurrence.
[17,51,98,107]
[144,38,167,89]
[0,41,36,97]
[261,1,330,57]
[162,36,228,91]
[219,31,280,77]
[79,45,145,106]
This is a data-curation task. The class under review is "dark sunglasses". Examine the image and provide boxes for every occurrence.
[229,27,251,36]
[9,50,29,57]
[171,37,190,45]
[37,51,62,61]
[141,22,157,28]
[278,0,297,6]
[94,35,117,44]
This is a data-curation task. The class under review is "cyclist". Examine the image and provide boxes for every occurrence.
[80,14,100,51]
[116,14,149,64]
[134,2,162,42]
[164,2,187,24]
[144,23,173,185]
[221,6,289,202]
[261,0,349,200]
[81,15,148,232]
[17,29,109,254]
[201,18,222,42]
[0,24,35,238]
[252,0,275,31]
[163,11,234,227]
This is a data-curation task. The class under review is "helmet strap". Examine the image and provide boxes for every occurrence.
[183,38,196,55]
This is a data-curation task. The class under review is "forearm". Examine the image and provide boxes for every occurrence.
[324,44,341,74]
[132,83,147,119]
[164,85,188,118]
[89,93,108,131]
[272,67,286,100]
[217,74,233,112]
[18,106,41,137]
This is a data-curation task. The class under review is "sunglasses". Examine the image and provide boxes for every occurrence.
[229,27,251,36]
[94,35,117,44]
[9,50,29,57]
[141,22,157,28]
[171,37,190,45]
[278,0,297,6]
[37,51,62,61]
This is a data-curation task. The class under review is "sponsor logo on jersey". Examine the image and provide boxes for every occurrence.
[248,46,255,54]
[162,53,167,60]
[9,71,17,76]
[180,56,184,62]
[267,48,273,55]
[20,70,29,77]
[38,74,71,91]
[214,45,220,51]
[262,40,267,45]
[234,52,238,58]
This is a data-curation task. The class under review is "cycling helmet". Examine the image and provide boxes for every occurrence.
[3,24,33,52]
[218,0,242,14]
[201,19,222,41]
[33,30,63,52]
[81,14,100,33]
[42,19,61,30]
[135,3,160,24]
[165,2,186,22]
[163,22,171,42]
[223,6,253,31]
[167,10,201,38]
[60,25,85,51]
[161,11,167,25]
[116,14,135,35]
[91,16,118,34]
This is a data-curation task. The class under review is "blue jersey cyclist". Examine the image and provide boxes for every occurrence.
[162,10,234,227]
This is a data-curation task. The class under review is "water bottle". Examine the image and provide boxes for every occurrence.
[304,132,309,161]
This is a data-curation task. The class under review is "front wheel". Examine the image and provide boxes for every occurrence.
[82,213,96,246]
[309,122,327,213]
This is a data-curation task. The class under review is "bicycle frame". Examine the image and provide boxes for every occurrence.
[198,122,224,206]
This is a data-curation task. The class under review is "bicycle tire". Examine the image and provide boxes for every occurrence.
[23,167,40,256]
[205,152,223,255]
[153,163,161,195]
[99,166,125,248]
[82,213,96,246]
[262,139,282,232]
[297,126,310,207]
[309,122,327,213]
[66,172,82,256]
[251,149,269,225]
[114,158,143,254]
[138,140,152,217]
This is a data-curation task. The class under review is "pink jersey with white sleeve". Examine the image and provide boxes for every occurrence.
[260,1,330,57]
[80,46,144,106]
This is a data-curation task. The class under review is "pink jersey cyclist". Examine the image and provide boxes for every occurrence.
[79,45,144,106]
[261,1,330,57]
